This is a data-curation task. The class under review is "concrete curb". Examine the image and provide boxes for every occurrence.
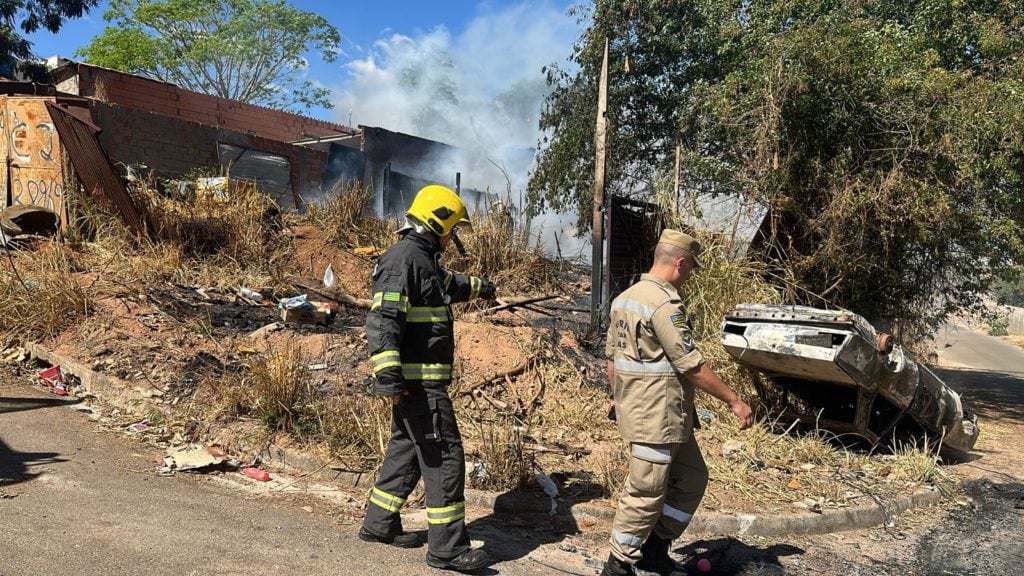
[262,442,941,538]
[26,341,942,538]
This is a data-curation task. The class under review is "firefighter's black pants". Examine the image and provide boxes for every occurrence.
[361,383,470,559]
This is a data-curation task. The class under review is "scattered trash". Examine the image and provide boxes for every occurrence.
[126,422,150,433]
[283,294,312,309]
[196,177,229,201]
[38,365,67,396]
[470,462,487,480]
[353,246,377,256]
[721,440,745,457]
[2,346,28,364]
[161,444,226,473]
[697,558,712,572]
[535,472,559,516]
[307,363,328,371]
[697,408,715,424]
[794,498,824,513]
[787,478,803,490]
[323,263,335,288]
[238,287,264,302]
[557,542,577,553]
[302,506,314,513]
[279,296,332,324]
[243,467,271,482]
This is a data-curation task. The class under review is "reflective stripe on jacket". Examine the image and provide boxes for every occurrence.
[605,274,704,443]
[366,231,485,394]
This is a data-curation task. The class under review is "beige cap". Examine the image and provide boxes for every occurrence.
[659,229,702,268]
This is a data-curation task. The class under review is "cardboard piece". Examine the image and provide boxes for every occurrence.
[279,301,332,324]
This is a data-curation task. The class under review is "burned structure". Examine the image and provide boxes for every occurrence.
[720,304,979,457]
[2,60,496,227]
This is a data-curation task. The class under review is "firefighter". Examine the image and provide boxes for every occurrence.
[601,229,754,576]
[359,184,496,572]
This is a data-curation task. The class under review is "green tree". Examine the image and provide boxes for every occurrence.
[77,0,340,112]
[530,0,1024,333]
[1,0,97,79]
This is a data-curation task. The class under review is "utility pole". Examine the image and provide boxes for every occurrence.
[673,140,681,219]
[591,38,610,328]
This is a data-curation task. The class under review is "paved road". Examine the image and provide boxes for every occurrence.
[934,322,1024,425]
[0,378,567,576]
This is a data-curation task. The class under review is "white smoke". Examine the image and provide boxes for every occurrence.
[331,1,587,258]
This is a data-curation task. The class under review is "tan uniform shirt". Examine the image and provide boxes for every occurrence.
[605,274,704,444]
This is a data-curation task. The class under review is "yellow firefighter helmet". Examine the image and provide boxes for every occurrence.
[406,184,471,237]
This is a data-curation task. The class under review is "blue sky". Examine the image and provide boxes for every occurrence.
[24,0,582,125]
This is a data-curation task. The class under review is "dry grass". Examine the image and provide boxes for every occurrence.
[305,181,395,250]
[68,178,290,290]
[1005,334,1024,351]
[447,212,563,294]
[316,393,392,472]
[188,343,391,472]
[0,242,91,342]
[308,184,563,294]
[466,417,534,491]
[6,175,961,508]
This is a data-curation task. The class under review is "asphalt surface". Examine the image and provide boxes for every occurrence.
[0,378,566,576]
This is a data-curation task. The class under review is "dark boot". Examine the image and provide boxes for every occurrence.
[601,553,636,576]
[425,549,491,572]
[357,526,422,548]
[636,534,687,575]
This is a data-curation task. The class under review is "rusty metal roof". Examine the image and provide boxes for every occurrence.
[46,102,147,237]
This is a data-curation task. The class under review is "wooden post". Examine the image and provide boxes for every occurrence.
[591,38,610,328]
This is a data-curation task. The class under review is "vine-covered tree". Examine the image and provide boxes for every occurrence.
[530,0,1024,333]
[77,0,340,112]
[0,0,97,79]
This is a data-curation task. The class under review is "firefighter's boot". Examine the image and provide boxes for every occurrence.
[635,534,688,575]
[600,553,636,576]
[425,548,491,572]
[357,526,422,548]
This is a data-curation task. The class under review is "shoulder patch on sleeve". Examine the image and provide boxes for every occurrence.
[670,312,687,328]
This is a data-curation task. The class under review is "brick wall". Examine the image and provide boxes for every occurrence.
[89,101,327,203]
[74,63,352,144]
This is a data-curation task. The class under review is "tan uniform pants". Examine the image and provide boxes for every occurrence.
[609,439,709,563]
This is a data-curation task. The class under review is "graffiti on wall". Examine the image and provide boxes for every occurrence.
[1,97,64,215]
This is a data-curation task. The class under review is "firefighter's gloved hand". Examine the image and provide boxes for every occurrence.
[479,279,498,300]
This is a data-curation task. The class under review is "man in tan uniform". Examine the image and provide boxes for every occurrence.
[601,229,754,576]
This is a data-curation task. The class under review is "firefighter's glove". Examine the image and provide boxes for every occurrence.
[479,279,498,300]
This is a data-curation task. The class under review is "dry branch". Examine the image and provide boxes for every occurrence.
[285,275,372,309]
[460,354,539,398]
[473,295,557,313]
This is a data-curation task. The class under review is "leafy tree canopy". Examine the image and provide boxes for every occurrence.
[1,0,97,79]
[530,0,1024,333]
[77,0,340,112]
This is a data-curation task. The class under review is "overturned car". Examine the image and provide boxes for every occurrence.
[720,304,979,457]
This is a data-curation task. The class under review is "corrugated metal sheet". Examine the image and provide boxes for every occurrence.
[606,195,663,301]
[46,102,147,236]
